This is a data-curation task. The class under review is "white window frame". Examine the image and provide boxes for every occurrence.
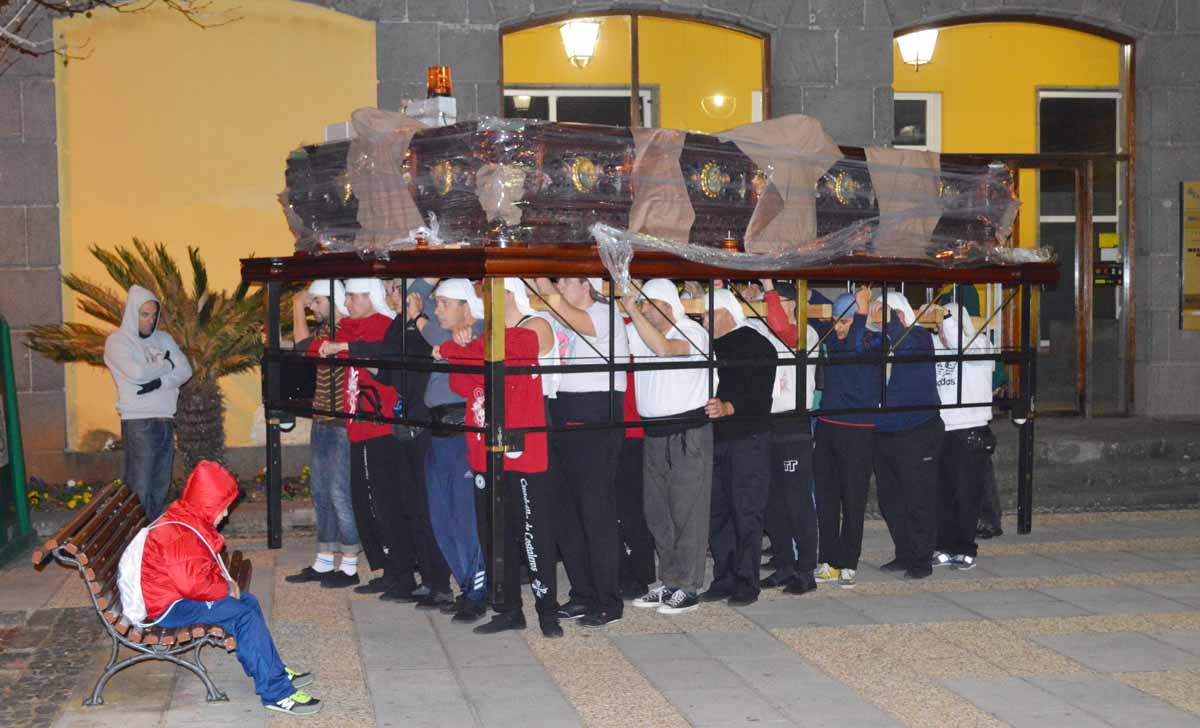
[1037,89,1122,225]
[893,92,942,152]
[504,87,654,126]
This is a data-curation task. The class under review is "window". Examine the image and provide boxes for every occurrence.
[503,88,654,126]
[893,92,941,151]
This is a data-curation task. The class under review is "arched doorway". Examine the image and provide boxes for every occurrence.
[893,19,1135,416]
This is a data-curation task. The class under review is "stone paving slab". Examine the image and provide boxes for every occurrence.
[939,588,1094,620]
[1029,674,1200,728]
[1030,631,1200,672]
[944,676,1113,727]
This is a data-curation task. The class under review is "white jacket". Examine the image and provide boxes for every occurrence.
[934,303,993,431]
[745,318,818,413]
[104,285,193,420]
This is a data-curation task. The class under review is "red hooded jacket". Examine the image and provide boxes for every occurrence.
[442,327,548,474]
[308,313,397,443]
[141,461,240,620]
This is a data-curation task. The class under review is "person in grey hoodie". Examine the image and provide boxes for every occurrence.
[104,285,192,519]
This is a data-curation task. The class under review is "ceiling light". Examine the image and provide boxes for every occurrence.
[897,29,939,71]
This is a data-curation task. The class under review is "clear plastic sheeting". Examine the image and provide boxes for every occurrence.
[281,110,1050,269]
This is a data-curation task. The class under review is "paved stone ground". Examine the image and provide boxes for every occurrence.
[3,510,1200,727]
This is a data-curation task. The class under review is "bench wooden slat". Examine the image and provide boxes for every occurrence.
[84,514,147,584]
[65,488,137,560]
[76,496,141,566]
[34,483,122,562]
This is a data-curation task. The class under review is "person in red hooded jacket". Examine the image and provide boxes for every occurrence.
[145,461,320,716]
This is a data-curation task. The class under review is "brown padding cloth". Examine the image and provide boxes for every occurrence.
[348,108,427,247]
[718,115,842,254]
[865,147,942,250]
[629,127,695,243]
[476,163,527,226]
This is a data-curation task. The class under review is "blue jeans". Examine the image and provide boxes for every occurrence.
[122,418,175,520]
[424,436,486,601]
[156,593,292,705]
[309,420,359,553]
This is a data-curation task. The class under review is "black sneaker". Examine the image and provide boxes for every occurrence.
[759,572,793,589]
[782,576,817,595]
[903,567,932,580]
[472,610,526,635]
[284,567,332,584]
[320,571,359,589]
[414,591,455,610]
[555,600,589,620]
[698,587,734,603]
[656,590,700,615]
[976,523,1003,540]
[620,581,649,600]
[380,586,421,603]
[439,595,466,615]
[353,576,393,594]
[538,615,564,639]
[879,559,908,573]
[265,689,321,716]
[727,592,758,607]
[452,598,488,624]
[579,610,622,627]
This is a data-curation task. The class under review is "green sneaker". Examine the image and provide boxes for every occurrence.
[266,689,322,716]
[285,666,314,689]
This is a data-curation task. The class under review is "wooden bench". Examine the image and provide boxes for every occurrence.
[31,482,252,706]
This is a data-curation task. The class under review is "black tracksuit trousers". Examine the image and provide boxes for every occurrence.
[350,436,412,581]
[396,432,451,593]
[875,417,945,575]
[936,427,993,559]
[489,470,558,617]
[617,437,656,589]
[708,432,772,597]
[554,427,624,614]
[812,421,874,571]
[764,419,817,584]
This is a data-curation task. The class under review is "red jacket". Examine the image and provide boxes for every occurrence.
[309,313,397,442]
[442,327,548,474]
[141,461,239,620]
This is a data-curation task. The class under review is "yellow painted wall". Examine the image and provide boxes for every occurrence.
[56,0,377,450]
[503,16,763,133]
[893,22,1121,247]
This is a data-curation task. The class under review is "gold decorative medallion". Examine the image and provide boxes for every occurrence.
[433,159,454,196]
[569,157,598,193]
[832,171,860,206]
[335,171,353,203]
[699,161,728,199]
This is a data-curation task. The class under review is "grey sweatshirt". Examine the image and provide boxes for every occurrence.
[103,285,193,420]
[412,279,483,408]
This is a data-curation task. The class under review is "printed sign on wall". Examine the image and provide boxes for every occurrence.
[1183,182,1200,331]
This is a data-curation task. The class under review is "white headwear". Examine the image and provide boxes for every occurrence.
[711,288,746,329]
[587,278,604,295]
[639,279,685,321]
[436,278,485,320]
[307,279,348,317]
[869,289,916,331]
[504,278,536,316]
[344,278,396,319]
[939,302,980,352]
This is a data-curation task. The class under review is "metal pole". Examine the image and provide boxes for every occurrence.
[1017,283,1037,535]
[265,281,283,549]
[482,278,508,607]
[0,319,30,541]
[796,279,808,415]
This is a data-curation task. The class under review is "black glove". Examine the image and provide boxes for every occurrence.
[137,379,162,395]
[163,350,174,369]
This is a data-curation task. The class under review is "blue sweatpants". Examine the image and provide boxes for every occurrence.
[155,592,292,705]
[424,435,486,602]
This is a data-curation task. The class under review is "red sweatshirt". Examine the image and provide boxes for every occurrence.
[141,461,239,620]
[309,313,397,442]
[764,290,799,348]
[442,327,548,474]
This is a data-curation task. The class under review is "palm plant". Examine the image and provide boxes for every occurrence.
[27,238,267,470]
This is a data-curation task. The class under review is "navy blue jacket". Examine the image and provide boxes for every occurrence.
[817,314,882,426]
[873,318,940,433]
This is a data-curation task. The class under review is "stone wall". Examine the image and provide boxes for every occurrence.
[4,0,1200,478]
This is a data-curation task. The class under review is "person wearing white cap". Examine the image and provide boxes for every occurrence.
[621,279,715,616]
[533,276,630,627]
[697,289,778,607]
[303,278,400,590]
[318,279,452,604]
[408,277,489,621]
[869,290,943,581]
[285,280,362,587]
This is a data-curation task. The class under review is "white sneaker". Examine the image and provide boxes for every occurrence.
[656,589,700,615]
[931,551,953,568]
[633,585,671,608]
[814,563,840,583]
[839,568,857,588]
[951,554,977,571]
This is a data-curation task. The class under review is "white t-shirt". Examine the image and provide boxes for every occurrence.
[628,316,715,418]
[745,318,818,412]
[558,300,628,393]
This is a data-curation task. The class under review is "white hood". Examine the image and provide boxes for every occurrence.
[711,288,747,330]
[935,302,994,431]
[345,278,396,319]
[119,285,161,341]
[640,279,685,321]
[504,278,536,316]
[307,279,349,317]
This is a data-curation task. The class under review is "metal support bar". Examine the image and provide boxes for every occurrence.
[482,278,507,608]
[264,281,283,550]
[1017,283,1037,535]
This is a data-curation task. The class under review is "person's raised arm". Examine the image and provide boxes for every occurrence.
[620,296,690,357]
[533,277,596,336]
[292,293,311,348]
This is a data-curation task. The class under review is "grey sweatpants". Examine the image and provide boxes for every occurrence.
[643,424,714,593]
